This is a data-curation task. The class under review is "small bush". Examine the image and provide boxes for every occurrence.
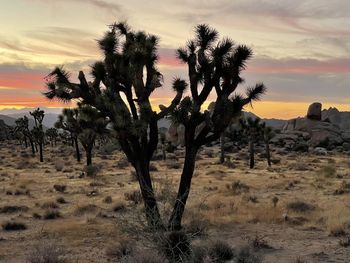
[85,165,100,177]
[53,184,66,193]
[236,246,262,263]
[186,217,208,237]
[2,221,27,231]
[56,197,67,204]
[0,205,29,214]
[104,196,113,204]
[320,165,337,178]
[74,204,98,216]
[231,181,250,195]
[160,231,191,262]
[106,238,135,260]
[54,161,64,172]
[124,191,142,205]
[113,202,127,212]
[120,250,168,263]
[287,201,315,213]
[208,240,234,262]
[26,241,67,263]
[43,210,61,220]
[41,202,59,209]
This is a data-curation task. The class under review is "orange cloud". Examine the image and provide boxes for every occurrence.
[0,72,45,90]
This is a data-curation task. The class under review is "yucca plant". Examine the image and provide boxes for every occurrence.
[30,108,45,162]
[44,22,266,230]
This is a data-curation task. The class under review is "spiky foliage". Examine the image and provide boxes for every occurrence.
[44,22,265,231]
[45,22,187,230]
[260,122,275,167]
[168,24,266,229]
[45,128,58,147]
[15,116,36,155]
[239,117,262,169]
[30,108,45,162]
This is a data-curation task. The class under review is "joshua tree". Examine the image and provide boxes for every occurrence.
[55,108,82,162]
[44,22,265,230]
[56,105,108,165]
[46,128,58,147]
[15,116,35,155]
[261,123,274,167]
[239,117,262,169]
[30,108,45,162]
[76,105,108,166]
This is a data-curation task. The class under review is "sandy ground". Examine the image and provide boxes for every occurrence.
[0,141,350,262]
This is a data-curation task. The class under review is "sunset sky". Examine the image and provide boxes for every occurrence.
[0,0,349,118]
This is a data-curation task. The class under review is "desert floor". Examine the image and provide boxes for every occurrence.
[0,141,350,262]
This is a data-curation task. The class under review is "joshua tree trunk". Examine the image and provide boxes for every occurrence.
[265,139,271,167]
[35,143,38,153]
[168,145,198,230]
[134,160,164,230]
[86,146,92,166]
[249,137,255,169]
[74,137,81,162]
[220,133,225,164]
[24,137,28,148]
[39,143,43,162]
[29,139,35,155]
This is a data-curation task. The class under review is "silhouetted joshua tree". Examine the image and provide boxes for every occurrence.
[261,122,274,167]
[56,105,108,165]
[239,117,262,169]
[15,116,35,155]
[44,22,265,230]
[30,108,45,162]
[46,128,58,147]
[55,108,82,162]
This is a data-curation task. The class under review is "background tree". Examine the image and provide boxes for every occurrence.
[76,105,109,166]
[30,108,45,162]
[239,117,262,169]
[46,128,58,147]
[15,116,35,155]
[261,123,274,167]
[44,22,265,230]
[55,108,82,163]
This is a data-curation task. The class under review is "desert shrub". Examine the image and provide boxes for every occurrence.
[74,204,98,216]
[41,202,59,209]
[120,250,168,263]
[0,205,29,213]
[106,238,135,260]
[124,191,142,205]
[287,201,315,213]
[104,196,113,203]
[54,161,64,172]
[62,168,73,173]
[320,165,337,178]
[56,197,67,204]
[230,180,250,195]
[53,184,66,193]
[85,164,100,177]
[43,210,61,220]
[2,221,27,231]
[339,235,350,248]
[334,180,350,195]
[116,157,130,169]
[236,246,262,263]
[160,231,191,262]
[186,217,209,237]
[26,241,67,263]
[16,160,32,169]
[208,240,234,262]
[113,202,127,212]
[166,161,181,169]
[191,245,208,263]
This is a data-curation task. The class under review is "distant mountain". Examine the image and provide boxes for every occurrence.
[242,112,286,129]
[7,113,59,128]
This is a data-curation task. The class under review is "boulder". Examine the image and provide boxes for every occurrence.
[307,102,322,120]
[312,147,328,155]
